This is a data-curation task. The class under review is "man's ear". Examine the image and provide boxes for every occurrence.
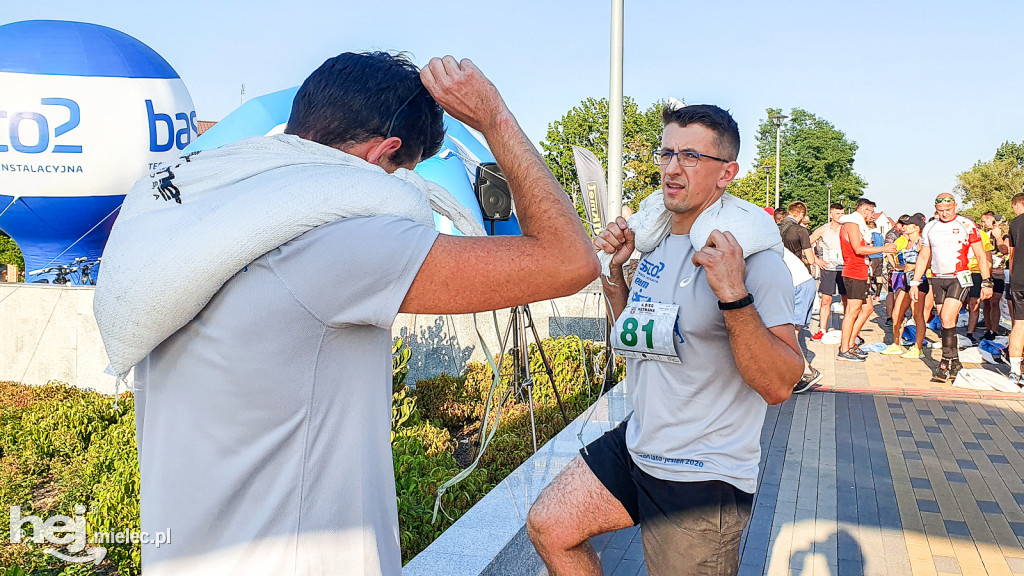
[366,137,403,166]
[719,161,740,188]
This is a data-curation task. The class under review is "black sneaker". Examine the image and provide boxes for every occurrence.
[850,346,869,359]
[965,333,977,346]
[982,330,996,341]
[931,359,950,382]
[885,317,893,326]
[794,368,823,394]
[948,358,963,380]
[855,336,865,346]
[838,350,866,362]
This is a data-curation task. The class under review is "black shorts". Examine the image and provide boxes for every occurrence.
[843,277,870,301]
[967,273,1005,297]
[819,269,846,296]
[1008,289,1024,320]
[581,421,753,576]
[931,277,970,304]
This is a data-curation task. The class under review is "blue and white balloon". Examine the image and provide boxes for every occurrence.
[0,20,196,283]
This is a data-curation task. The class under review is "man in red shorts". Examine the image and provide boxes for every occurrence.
[838,198,895,361]
[909,193,992,381]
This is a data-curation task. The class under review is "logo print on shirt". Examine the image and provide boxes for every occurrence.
[631,259,666,303]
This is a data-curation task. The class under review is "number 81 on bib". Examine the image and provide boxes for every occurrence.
[612,302,681,364]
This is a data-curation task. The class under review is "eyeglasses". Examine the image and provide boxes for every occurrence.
[653,149,729,167]
[934,197,955,204]
[384,86,426,139]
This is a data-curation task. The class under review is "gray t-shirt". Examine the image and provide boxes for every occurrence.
[134,216,438,576]
[624,234,794,493]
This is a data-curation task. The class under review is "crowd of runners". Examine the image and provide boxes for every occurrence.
[770,192,1024,393]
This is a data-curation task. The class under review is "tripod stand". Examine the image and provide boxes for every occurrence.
[491,304,571,453]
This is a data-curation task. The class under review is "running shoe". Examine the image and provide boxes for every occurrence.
[948,358,963,380]
[931,359,950,382]
[838,350,866,362]
[982,330,996,341]
[901,346,923,359]
[811,330,825,341]
[1009,372,1022,387]
[794,368,822,394]
[855,336,865,346]
[880,344,904,355]
[965,333,977,345]
[850,346,869,359]
[885,317,893,326]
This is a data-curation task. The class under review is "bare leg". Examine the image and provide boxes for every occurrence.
[913,294,928,350]
[818,293,833,333]
[984,293,1002,333]
[528,456,634,576]
[891,290,910,346]
[841,299,864,352]
[851,298,873,344]
[966,297,980,336]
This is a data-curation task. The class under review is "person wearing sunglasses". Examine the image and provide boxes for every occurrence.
[909,193,992,382]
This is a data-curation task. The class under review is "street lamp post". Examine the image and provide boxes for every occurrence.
[826,181,833,211]
[762,165,773,208]
[770,113,788,209]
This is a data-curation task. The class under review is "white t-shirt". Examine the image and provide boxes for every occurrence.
[783,248,814,286]
[921,215,982,277]
[134,216,438,576]
[624,234,794,493]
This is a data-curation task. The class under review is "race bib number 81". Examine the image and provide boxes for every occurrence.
[612,302,681,364]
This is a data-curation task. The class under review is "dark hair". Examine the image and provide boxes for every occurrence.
[854,198,876,210]
[285,51,445,165]
[774,210,787,224]
[787,201,807,216]
[661,104,740,161]
[982,211,996,217]
[829,203,843,211]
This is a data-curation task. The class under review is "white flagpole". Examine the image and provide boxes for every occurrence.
[607,0,624,222]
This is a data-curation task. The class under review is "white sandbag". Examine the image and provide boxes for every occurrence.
[952,369,1022,393]
[958,347,985,364]
[820,330,843,345]
[832,302,844,313]
[957,334,973,348]
[995,336,1010,346]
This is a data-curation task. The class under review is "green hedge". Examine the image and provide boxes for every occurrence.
[0,336,623,573]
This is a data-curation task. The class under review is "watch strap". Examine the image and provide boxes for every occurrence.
[718,293,754,310]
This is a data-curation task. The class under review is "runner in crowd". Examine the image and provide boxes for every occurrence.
[884,216,907,324]
[909,193,992,382]
[867,220,886,307]
[809,204,847,339]
[980,211,1009,340]
[837,199,896,362]
[1004,194,1024,384]
[963,221,996,344]
[780,201,826,271]
[785,247,822,393]
[884,214,929,358]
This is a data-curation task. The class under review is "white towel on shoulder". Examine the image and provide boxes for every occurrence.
[598,190,784,277]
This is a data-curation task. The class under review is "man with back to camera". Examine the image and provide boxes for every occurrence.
[525,104,804,576]
[780,201,827,271]
[979,210,1009,341]
[909,193,992,382]
[837,198,896,362]
[1003,193,1024,386]
[809,203,848,339]
[97,53,599,576]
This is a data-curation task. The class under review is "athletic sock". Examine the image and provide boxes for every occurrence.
[1012,357,1023,374]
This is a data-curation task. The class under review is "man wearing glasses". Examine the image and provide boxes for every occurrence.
[909,193,992,382]
[527,104,803,576]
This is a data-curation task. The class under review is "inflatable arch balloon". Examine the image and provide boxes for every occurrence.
[184,87,521,236]
[0,20,198,284]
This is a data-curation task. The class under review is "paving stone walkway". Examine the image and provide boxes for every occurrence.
[588,305,1024,576]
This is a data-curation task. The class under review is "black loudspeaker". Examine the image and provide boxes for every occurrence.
[475,162,512,221]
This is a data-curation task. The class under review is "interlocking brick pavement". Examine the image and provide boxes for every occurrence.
[586,304,1024,576]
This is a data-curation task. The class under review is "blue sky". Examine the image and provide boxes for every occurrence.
[6,0,1023,218]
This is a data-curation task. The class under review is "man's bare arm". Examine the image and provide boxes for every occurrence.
[844,223,895,256]
[401,58,599,314]
[692,230,803,405]
[594,217,635,320]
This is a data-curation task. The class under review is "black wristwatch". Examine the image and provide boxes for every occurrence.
[718,293,754,310]
[981,277,994,288]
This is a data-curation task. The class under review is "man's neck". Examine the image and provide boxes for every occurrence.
[668,192,724,235]
[829,220,841,231]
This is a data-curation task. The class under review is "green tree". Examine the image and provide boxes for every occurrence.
[0,232,24,270]
[955,139,1024,221]
[754,108,867,227]
[541,97,667,227]
[725,167,773,207]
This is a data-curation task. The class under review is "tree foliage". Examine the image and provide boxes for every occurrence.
[955,139,1024,221]
[540,97,666,225]
[751,108,867,227]
[0,232,24,270]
